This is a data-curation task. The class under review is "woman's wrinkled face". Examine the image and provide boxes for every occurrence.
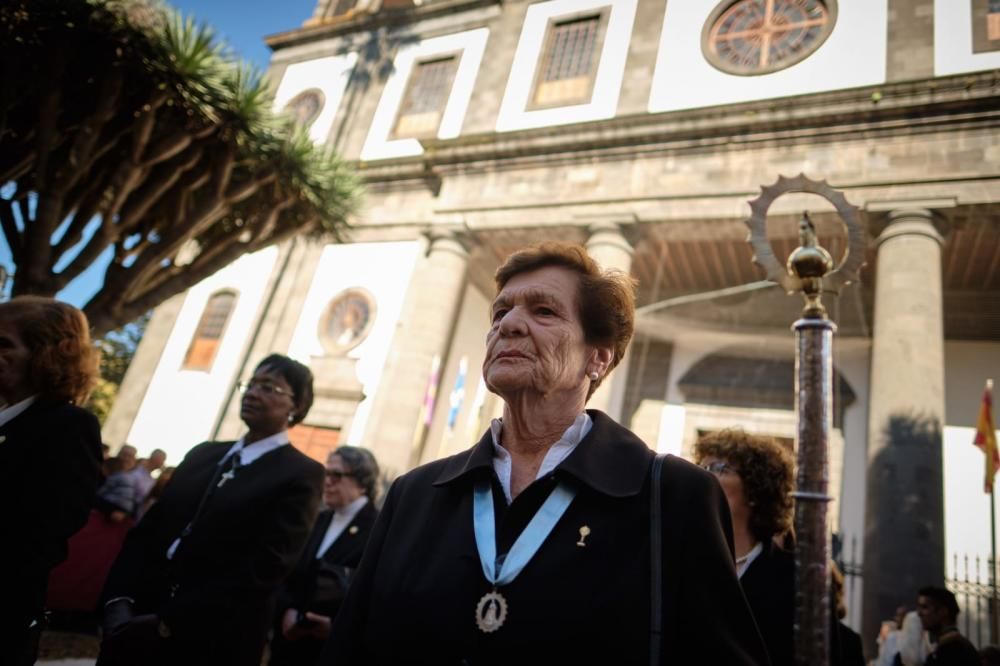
[324,453,365,510]
[0,319,31,404]
[484,266,600,403]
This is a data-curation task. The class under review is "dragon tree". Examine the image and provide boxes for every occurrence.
[0,0,360,335]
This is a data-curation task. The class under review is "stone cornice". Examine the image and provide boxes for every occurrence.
[265,0,499,50]
[354,71,1000,183]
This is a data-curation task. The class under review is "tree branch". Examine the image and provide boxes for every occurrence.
[50,177,109,269]
[131,91,169,164]
[117,145,203,235]
[0,198,23,265]
[51,71,123,196]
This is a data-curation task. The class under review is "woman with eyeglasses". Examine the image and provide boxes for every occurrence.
[693,429,796,666]
[98,354,324,666]
[269,445,380,666]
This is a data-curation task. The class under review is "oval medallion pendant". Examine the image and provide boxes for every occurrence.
[475,590,508,633]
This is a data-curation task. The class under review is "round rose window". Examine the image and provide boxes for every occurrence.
[318,289,376,354]
[702,0,836,76]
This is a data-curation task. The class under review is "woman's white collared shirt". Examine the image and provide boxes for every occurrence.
[489,412,593,504]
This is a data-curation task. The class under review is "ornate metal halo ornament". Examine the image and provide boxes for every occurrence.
[745,173,867,666]
[745,173,865,317]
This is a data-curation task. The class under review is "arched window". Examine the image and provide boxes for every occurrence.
[182,289,238,371]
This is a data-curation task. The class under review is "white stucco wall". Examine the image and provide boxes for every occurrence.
[285,240,421,445]
[495,0,638,132]
[649,0,888,113]
[124,247,279,463]
[360,28,489,161]
[934,0,1000,76]
[943,341,1000,570]
[273,53,359,144]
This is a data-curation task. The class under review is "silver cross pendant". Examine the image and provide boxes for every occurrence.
[217,470,236,488]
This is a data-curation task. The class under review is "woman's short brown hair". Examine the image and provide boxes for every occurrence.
[0,296,98,405]
[494,242,636,398]
[693,428,795,543]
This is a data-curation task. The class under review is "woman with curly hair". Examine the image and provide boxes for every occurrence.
[0,296,103,665]
[694,428,795,666]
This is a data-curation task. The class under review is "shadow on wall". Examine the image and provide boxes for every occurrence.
[861,412,945,657]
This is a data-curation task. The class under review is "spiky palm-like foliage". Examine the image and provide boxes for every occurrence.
[0,0,360,335]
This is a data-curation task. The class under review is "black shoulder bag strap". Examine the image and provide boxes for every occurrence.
[649,453,667,666]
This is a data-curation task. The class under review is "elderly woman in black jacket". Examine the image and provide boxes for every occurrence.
[322,242,768,665]
[270,446,381,666]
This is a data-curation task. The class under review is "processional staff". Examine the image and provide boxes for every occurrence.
[745,174,867,666]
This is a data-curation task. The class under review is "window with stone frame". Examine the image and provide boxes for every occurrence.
[332,0,358,16]
[531,12,607,108]
[972,0,1000,52]
[182,290,237,371]
[392,55,460,139]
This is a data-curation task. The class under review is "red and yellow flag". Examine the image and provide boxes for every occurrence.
[974,379,998,493]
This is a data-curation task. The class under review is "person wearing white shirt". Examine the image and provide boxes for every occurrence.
[270,445,380,666]
[694,428,797,666]
[98,354,324,666]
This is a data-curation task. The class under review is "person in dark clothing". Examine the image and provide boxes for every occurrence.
[694,429,796,666]
[321,243,769,665]
[269,446,381,666]
[918,586,979,666]
[0,297,103,666]
[98,354,324,666]
[831,563,865,666]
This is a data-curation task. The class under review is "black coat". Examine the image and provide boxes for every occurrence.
[740,540,795,666]
[101,440,323,664]
[322,410,770,665]
[0,399,101,645]
[270,501,379,666]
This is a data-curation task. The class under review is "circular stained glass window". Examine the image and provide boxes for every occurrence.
[284,88,325,129]
[702,0,837,76]
[318,288,376,354]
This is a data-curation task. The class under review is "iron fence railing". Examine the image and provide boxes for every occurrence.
[834,533,1000,648]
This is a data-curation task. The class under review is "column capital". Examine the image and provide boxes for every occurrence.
[585,221,636,260]
[422,228,473,259]
[871,208,949,249]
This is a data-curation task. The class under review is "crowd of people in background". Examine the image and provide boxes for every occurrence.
[4,245,1000,666]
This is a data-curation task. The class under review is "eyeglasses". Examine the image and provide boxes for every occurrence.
[699,461,738,477]
[325,470,355,482]
[238,380,295,399]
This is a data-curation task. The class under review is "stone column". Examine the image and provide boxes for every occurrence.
[861,208,947,649]
[360,232,470,477]
[585,222,635,418]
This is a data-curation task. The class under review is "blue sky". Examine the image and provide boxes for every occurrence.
[166,0,317,70]
[0,0,316,306]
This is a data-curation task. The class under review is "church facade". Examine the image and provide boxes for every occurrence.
[104,0,1000,649]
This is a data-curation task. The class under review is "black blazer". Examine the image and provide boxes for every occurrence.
[740,540,795,666]
[279,501,379,617]
[322,410,769,665]
[270,501,379,666]
[102,440,323,664]
[0,399,101,621]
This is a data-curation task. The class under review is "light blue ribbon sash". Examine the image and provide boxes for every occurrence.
[472,478,576,586]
